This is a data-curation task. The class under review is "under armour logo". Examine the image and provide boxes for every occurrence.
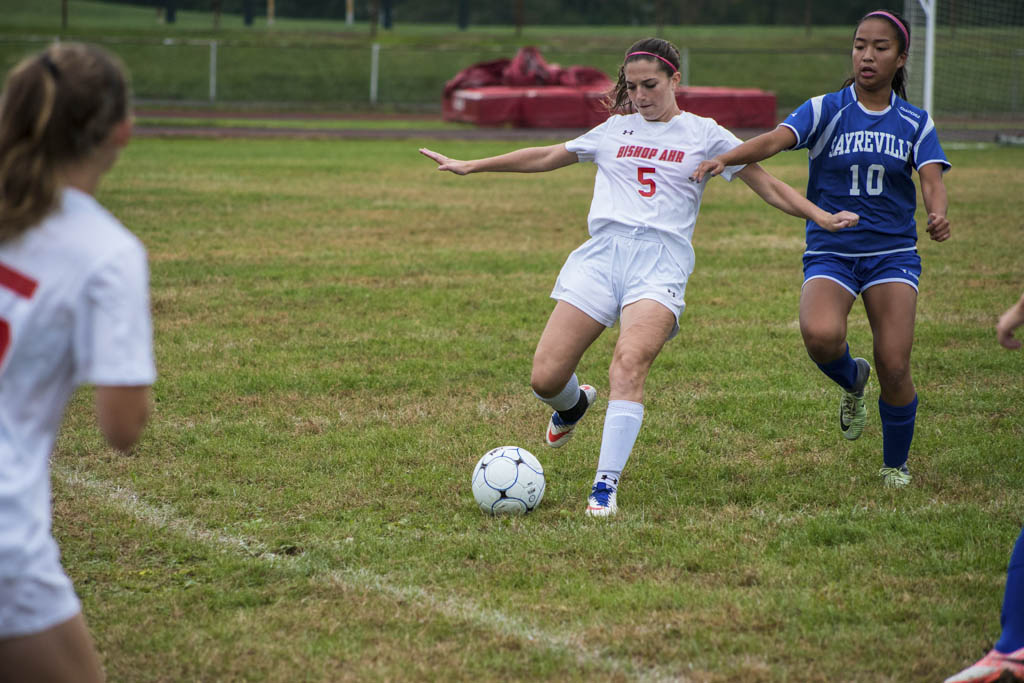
[623,129,634,135]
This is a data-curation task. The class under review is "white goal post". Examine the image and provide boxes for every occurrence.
[913,0,937,113]
[904,0,1024,118]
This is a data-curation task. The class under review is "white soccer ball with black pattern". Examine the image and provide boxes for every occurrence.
[471,446,545,515]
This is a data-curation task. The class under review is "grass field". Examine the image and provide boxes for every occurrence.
[44,133,1024,681]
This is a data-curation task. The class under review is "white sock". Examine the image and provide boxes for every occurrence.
[594,400,644,489]
[533,373,580,412]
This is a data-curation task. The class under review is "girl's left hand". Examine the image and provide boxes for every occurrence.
[926,213,951,241]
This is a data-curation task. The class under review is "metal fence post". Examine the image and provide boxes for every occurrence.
[370,42,380,105]
[680,46,689,87]
[209,39,218,102]
[1014,48,1023,113]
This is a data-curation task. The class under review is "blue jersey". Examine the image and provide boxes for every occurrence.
[780,85,950,255]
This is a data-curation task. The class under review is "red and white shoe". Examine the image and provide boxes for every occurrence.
[544,384,596,448]
[944,647,1024,683]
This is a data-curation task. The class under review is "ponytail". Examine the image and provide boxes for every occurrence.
[606,38,681,114]
[0,44,129,242]
[0,56,60,241]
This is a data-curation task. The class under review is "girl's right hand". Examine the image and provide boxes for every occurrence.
[419,147,471,175]
[689,159,725,183]
[823,210,860,231]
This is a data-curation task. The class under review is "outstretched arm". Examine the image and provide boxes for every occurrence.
[919,163,950,242]
[736,163,859,231]
[690,126,798,183]
[419,144,578,175]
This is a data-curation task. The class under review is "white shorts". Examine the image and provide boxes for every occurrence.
[551,225,688,339]
[0,539,81,639]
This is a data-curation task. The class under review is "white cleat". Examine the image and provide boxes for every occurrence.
[545,384,597,448]
[585,482,618,518]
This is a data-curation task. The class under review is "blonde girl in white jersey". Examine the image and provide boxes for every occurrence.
[0,44,155,681]
[421,38,857,517]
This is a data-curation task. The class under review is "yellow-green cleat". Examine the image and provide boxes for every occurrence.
[839,358,870,440]
[879,465,912,489]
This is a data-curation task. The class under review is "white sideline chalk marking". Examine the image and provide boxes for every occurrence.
[56,467,694,683]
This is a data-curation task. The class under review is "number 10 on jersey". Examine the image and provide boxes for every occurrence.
[849,163,885,196]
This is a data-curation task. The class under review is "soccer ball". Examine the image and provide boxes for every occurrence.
[471,446,545,515]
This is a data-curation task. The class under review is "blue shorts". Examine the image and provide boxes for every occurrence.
[802,249,922,297]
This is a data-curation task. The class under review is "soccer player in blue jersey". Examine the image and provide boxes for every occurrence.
[690,9,950,489]
[942,291,1024,683]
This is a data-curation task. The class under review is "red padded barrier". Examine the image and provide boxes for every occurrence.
[444,85,776,129]
[446,87,524,126]
[520,87,598,128]
[441,48,776,130]
[676,87,777,129]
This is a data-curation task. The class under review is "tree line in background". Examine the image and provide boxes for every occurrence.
[105,0,1024,26]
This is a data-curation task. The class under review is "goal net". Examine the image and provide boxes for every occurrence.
[903,0,1024,118]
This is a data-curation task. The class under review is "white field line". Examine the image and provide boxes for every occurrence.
[56,467,696,683]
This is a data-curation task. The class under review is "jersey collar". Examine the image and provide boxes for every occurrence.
[850,84,895,116]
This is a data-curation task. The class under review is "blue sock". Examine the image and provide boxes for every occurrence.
[878,395,917,469]
[995,525,1024,653]
[815,344,858,390]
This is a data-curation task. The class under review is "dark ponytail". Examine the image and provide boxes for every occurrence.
[0,43,130,242]
[606,38,681,113]
[843,9,911,100]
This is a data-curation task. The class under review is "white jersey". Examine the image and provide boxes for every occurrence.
[565,111,745,276]
[0,187,156,576]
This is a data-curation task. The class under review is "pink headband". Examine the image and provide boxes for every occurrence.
[865,11,910,50]
[627,51,678,73]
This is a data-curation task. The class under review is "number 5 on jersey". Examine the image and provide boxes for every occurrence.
[0,262,39,368]
[637,167,657,197]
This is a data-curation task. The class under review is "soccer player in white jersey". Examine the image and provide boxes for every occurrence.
[421,38,857,517]
[692,9,951,489]
[0,44,155,681]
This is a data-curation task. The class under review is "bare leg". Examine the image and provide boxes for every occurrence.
[608,299,677,402]
[862,282,918,477]
[0,613,104,683]
[531,301,606,398]
[862,282,918,405]
[586,299,677,515]
[799,278,857,363]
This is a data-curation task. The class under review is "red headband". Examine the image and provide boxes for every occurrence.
[865,11,910,50]
[627,51,678,73]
